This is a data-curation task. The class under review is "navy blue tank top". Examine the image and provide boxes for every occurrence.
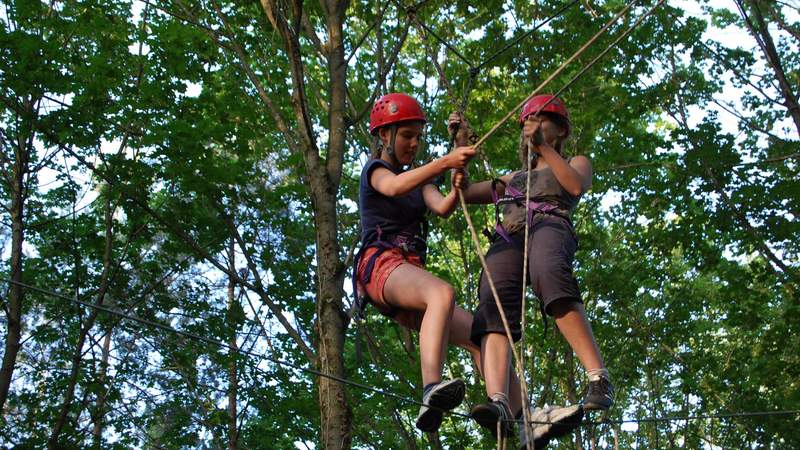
[359,159,428,247]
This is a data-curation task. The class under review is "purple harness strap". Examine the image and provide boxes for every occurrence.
[352,225,427,318]
[491,179,567,245]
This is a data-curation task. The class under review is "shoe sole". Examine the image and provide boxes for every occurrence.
[416,410,443,433]
[533,405,584,447]
[471,404,513,438]
[428,379,465,411]
[582,399,612,411]
[416,380,466,432]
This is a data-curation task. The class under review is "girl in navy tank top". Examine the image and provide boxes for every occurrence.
[354,93,524,433]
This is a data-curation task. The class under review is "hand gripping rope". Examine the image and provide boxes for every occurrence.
[406,0,667,445]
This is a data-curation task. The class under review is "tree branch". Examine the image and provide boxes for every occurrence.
[257,0,321,178]
[344,0,392,65]
[711,97,795,144]
[736,0,800,137]
[219,207,316,362]
[763,2,800,41]
[695,39,782,108]
[173,0,301,155]
[352,17,412,125]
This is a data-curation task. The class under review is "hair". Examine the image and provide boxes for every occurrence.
[369,137,383,159]
[369,120,426,161]
[518,112,571,170]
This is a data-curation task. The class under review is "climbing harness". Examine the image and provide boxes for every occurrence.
[486,178,573,246]
[352,222,429,318]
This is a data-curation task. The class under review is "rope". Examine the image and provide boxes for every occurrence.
[0,277,473,421]
[472,0,641,149]
[7,275,800,431]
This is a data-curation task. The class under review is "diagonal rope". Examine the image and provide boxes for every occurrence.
[472,0,641,149]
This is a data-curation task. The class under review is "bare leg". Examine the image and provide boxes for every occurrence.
[550,300,605,370]
[448,308,522,414]
[383,263,455,385]
[480,333,511,399]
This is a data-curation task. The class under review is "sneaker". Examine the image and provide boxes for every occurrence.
[583,376,614,411]
[518,404,584,449]
[470,399,514,438]
[415,379,466,432]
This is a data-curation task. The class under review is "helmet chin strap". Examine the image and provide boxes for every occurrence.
[384,125,402,168]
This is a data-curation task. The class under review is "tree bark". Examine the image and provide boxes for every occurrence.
[0,98,33,413]
[311,1,352,448]
[741,0,800,137]
[227,239,239,450]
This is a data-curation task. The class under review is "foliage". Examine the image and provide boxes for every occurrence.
[1,0,798,448]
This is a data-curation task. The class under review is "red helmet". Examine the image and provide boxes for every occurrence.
[369,93,427,135]
[519,94,570,125]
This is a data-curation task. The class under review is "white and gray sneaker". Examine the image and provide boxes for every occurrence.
[415,379,466,432]
[518,404,584,449]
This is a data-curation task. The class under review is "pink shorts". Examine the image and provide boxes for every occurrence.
[356,247,424,330]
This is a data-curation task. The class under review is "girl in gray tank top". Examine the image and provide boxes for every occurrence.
[450,95,614,441]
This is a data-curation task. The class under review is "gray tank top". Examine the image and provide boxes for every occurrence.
[501,165,580,234]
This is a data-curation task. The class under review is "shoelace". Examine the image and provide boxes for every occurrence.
[588,377,613,397]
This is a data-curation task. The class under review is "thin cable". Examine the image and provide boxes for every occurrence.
[476,0,581,70]
[0,277,474,421]
[600,409,800,425]
[415,20,475,68]
[8,281,800,430]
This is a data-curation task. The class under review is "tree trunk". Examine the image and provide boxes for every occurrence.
[49,195,115,448]
[313,1,352,448]
[0,100,32,412]
[256,0,352,446]
[314,194,351,450]
[742,0,800,137]
[227,239,239,450]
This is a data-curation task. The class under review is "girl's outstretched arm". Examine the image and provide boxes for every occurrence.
[370,146,476,197]
[457,170,516,204]
[422,183,457,218]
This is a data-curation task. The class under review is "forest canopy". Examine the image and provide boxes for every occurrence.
[1,0,798,448]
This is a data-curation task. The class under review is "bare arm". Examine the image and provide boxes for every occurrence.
[370,146,476,197]
[459,171,517,204]
[422,183,458,217]
[536,145,592,197]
